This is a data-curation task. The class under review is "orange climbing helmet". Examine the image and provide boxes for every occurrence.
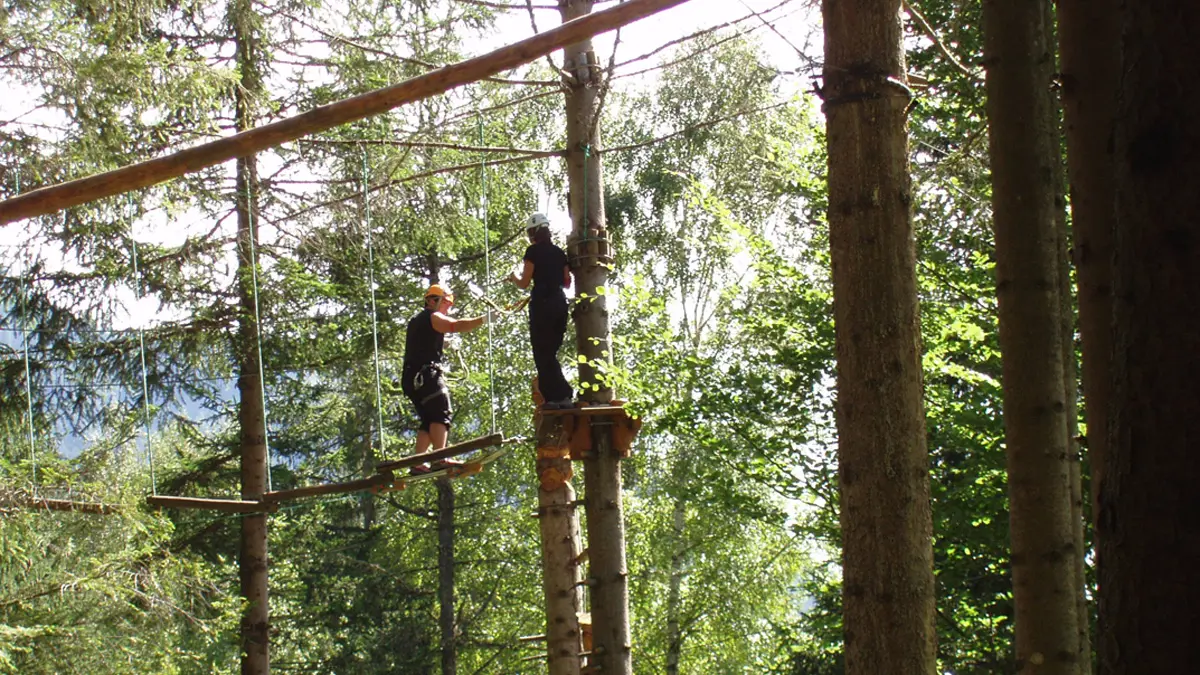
[425,283,454,304]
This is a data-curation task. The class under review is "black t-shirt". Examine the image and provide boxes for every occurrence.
[523,241,569,298]
[403,308,444,373]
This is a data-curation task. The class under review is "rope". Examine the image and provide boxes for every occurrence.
[244,180,273,492]
[479,112,497,434]
[362,149,386,455]
[128,195,157,494]
[15,169,37,490]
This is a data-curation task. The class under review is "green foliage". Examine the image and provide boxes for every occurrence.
[0,439,241,674]
[0,1,1057,672]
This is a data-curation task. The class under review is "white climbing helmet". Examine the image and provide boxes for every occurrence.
[526,212,551,232]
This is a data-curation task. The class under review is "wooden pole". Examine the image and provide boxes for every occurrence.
[0,0,693,226]
[147,495,274,513]
[375,433,503,472]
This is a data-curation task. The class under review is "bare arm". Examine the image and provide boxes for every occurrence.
[562,264,572,289]
[508,259,534,290]
[431,312,486,334]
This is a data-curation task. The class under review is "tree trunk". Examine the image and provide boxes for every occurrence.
[559,2,632,674]
[1057,0,1117,556]
[982,1,1081,672]
[233,1,269,672]
[1058,3,1120,669]
[1098,2,1200,673]
[1059,182,1092,675]
[821,1,936,673]
[437,478,457,675]
[537,452,584,675]
[1059,208,1092,675]
[360,416,377,529]
[664,499,686,675]
[1045,4,1093,666]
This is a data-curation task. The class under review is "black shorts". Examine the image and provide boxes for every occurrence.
[404,364,452,432]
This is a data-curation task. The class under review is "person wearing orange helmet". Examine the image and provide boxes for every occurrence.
[402,283,491,472]
[507,212,574,410]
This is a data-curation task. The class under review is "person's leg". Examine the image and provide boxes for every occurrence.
[429,422,448,450]
[531,298,572,404]
[415,429,431,455]
[548,297,572,401]
[534,297,572,403]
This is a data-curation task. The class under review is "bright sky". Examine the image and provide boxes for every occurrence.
[0,0,820,308]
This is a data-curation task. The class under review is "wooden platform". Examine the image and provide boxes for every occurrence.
[375,446,510,493]
[376,433,504,473]
[146,495,276,513]
[145,433,511,511]
[263,473,393,503]
[534,403,641,459]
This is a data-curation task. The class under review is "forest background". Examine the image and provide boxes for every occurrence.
[1,0,1054,673]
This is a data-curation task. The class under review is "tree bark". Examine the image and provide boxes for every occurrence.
[982,1,1081,672]
[360,416,377,529]
[1058,3,1121,669]
[1057,0,1117,568]
[559,2,632,674]
[1046,4,1093,666]
[437,478,457,675]
[1060,201,1092,675]
[664,499,686,675]
[1098,2,1200,673]
[537,453,584,675]
[822,1,936,673]
[233,1,269,672]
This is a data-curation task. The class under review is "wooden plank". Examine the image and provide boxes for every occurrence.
[263,473,393,503]
[146,495,274,513]
[0,0,693,225]
[376,433,504,473]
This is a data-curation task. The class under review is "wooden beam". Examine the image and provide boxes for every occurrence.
[0,495,121,515]
[376,433,504,473]
[146,495,275,513]
[263,473,393,503]
[0,0,693,225]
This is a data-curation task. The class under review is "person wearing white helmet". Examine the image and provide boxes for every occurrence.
[508,212,574,409]
[402,283,491,472]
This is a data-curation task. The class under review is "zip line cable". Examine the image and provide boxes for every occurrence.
[16,168,37,490]
[362,149,387,456]
[479,111,497,434]
[128,194,158,495]
[245,180,274,492]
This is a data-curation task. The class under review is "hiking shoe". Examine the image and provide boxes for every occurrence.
[409,464,433,476]
[431,459,464,470]
[544,399,574,410]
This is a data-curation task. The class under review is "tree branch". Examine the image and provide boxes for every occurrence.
[902,0,978,79]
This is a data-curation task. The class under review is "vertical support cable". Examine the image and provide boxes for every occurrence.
[15,169,37,489]
[362,149,386,455]
[128,195,157,494]
[479,112,496,434]
[245,182,273,491]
